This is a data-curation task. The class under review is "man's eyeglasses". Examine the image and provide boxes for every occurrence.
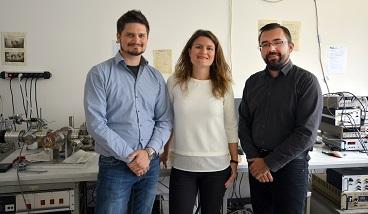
[259,40,287,49]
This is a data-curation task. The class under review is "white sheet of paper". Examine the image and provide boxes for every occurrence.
[63,150,97,164]
[327,46,347,75]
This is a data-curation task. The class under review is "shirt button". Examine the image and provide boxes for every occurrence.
[140,139,143,142]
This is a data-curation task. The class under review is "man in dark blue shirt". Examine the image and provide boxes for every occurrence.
[238,23,322,214]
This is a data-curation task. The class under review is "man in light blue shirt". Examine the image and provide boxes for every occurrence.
[84,10,172,214]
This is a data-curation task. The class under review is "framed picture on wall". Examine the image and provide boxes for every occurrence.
[1,32,26,65]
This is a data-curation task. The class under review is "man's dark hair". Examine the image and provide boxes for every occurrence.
[117,10,150,35]
[258,23,292,44]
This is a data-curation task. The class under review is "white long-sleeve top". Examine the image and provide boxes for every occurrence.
[167,76,238,172]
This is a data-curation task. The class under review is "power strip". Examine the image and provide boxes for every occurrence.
[0,71,51,80]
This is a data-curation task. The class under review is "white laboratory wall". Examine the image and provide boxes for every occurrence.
[231,0,368,97]
[0,0,367,129]
[0,0,230,128]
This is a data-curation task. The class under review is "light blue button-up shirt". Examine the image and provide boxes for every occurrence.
[84,52,172,163]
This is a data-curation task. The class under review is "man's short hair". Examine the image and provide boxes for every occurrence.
[117,10,150,35]
[258,23,292,44]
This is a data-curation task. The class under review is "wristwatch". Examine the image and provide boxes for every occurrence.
[145,147,156,160]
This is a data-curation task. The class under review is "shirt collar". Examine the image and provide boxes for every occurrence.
[114,51,149,66]
[280,60,293,75]
[265,60,293,76]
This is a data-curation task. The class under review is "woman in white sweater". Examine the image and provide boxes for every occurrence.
[161,29,239,214]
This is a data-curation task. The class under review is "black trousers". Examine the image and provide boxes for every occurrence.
[169,167,231,214]
[248,158,308,214]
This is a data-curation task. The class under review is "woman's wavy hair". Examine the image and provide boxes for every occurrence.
[174,30,232,98]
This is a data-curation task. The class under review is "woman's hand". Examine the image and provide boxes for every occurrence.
[160,151,169,168]
[225,162,238,188]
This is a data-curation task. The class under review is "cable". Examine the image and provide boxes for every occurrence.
[194,201,201,214]
[158,180,169,190]
[341,92,367,122]
[230,174,239,199]
[18,77,27,117]
[34,78,39,119]
[228,209,252,214]
[18,77,29,130]
[323,92,367,126]
[16,147,28,214]
[9,79,15,115]
[25,78,29,116]
[9,79,17,131]
[313,0,330,93]
[238,173,244,199]
[16,128,32,214]
[0,94,3,117]
[29,78,34,119]
[339,92,366,123]
[344,113,368,154]
[323,92,368,154]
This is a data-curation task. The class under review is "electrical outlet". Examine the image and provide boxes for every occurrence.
[34,190,73,209]
[5,204,15,212]
[15,193,34,211]
[0,196,16,213]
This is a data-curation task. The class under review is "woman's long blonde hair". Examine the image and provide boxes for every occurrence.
[174,30,231,98]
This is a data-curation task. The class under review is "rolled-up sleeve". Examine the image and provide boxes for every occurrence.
[223,87,238,144]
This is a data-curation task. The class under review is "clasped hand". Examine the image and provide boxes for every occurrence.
[248,158,273,183]
[128,150,150,176]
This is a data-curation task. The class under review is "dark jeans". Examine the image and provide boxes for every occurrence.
[169,167,231,214]
[248,158,308,214]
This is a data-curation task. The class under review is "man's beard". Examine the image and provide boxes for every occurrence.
[126,50,144,56]
[264,52,288,71]
[122,44,145,56]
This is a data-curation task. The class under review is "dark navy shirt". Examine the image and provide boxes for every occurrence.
[238,61,322,172]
